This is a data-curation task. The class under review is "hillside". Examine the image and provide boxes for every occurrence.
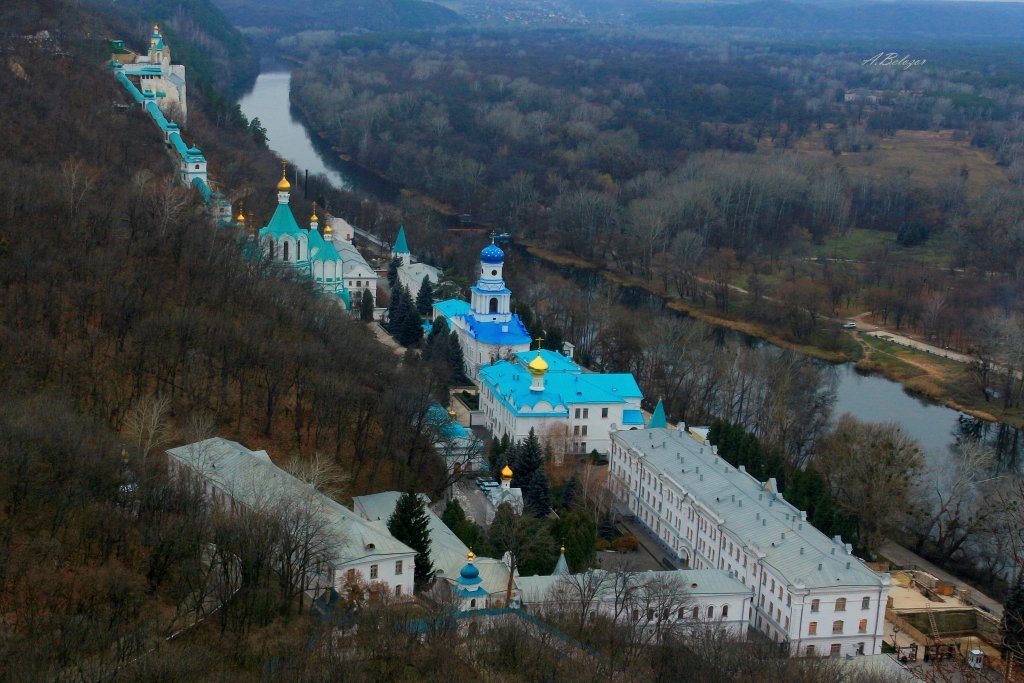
[0,0,456,676]
[634,0,1024,40]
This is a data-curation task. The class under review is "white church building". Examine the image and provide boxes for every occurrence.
[432,240,532,382]
[256,166,377,309]
[111,25,187,122]
[608,427,891,657]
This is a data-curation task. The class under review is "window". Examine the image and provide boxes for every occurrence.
[707,606,714,618]
[862,596,870,610]
[771,578,775,591]
[573,426,580,436]
[858,619,867,634]
[808,622,817,635]
[832,620,844,635]
[692,607,699,620]
[283,241,289,261]
[806,645,816,656]
[722,605,729,618]
[787,594,791,607]
[346,568,357,583]
[830,644,842,657]
[470,599,476,608]
[810,599,820,612]
[395,585,402,596]
[678,607,687,619]
[488,297,498,313]
[647,608,655,621]
[583,408,589,418]
[580,442,586,452]
[582,426,588,436]
[856,642,865,655]
[836,598,847,611]
[602,407,608,418]
[395,560,403,575]
[370,564,378,580]
[575,408,581,419]
[297,242,302,260]
[785,616,790,629]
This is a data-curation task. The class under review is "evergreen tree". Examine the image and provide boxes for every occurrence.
[386,283,405,332]
[395,286,422,346]
[558,510,597,571]
[1002,572,1024,660]
[387,255,403,288]
[415,275,434,316]
[387,492,435,589]
[447,330,465,383]
[441,499,481,548]
[510,429,550,517]
[525,466,552,517]
[561,474,580,511]
[359,288,374,321]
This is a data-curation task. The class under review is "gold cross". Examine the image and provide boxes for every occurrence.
[535,336,544,350]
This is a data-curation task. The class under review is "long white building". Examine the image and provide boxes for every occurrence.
[166,439,416,599]
[608,427,891,657]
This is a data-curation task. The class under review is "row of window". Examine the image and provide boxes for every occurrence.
[807,643,866,657]
[632,604,731,622]
[573,407,610,419]
[809,596,871,612]
[807,619,869,635]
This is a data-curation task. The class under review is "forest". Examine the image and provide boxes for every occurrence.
[289,27,1024,417]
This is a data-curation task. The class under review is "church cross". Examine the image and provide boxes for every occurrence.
[534,336,544,351]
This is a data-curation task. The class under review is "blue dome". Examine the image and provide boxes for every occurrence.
[480,243,504,264]
[460,563,480,580]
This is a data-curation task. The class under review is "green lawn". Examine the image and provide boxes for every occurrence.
[813,228,951,267]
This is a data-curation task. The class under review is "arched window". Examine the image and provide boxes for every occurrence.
[283,241,290,261]
[489,297,498,313]
[832,620,844,634]
[722,604,729,618]
[707,605,714,618]
[297,241,302,260]
[861,596,870,610]
[691,606,699,620]
[836,598,847,611]
[470,599,476,608]
[811,599,820,612]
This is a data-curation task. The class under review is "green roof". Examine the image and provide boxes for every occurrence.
[393,225,410,254]
[259,203,305,240]
[647,399,667,429]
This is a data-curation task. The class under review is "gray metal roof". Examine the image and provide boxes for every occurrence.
[166,439,414,567]
[517,568,752,605]
[613,428,887,591]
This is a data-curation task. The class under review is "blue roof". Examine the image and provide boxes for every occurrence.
[427,404,470,440]
[310,231,339,263]
[512,349,578,374]
[192,177,212,202]
[647,399,667,429]
[168,131,189,158]
[393,225,410,254]
[480,242,504,264]
[622,409,645,425]
[434,299,471,319]
[115,71,144,103]
[479,359,642,417]
[465,315,531,346]
[259,203,305,240]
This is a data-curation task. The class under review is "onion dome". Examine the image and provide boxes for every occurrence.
[235,209,245,223]
[324,223,332,234]
[528,352,548,376]
[276,162,291,191]
[310,203,318,224]
[460,550,480,580]
[501,464,513,480]
[480,242,504,264]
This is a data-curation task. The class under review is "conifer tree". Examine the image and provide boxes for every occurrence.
[559,510,597,571]
[387,255,403,288]
[526,466,552,518]
[415,275,434,316]
[386,282,405,332]
[561,474,580,511]
[387,492,435,589]
[447,330,465,382]
[359,288,374,321]
[510,429,550,517]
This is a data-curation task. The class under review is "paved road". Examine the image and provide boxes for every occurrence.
[370,322,405,358]
[879,540,1003,619]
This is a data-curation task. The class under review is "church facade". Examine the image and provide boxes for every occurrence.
[432,240,532,382]
[256,168,376,309]
[111,25,187,122]
[478,349,645,458]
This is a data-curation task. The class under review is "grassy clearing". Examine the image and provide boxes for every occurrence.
[812,228,953,268]
[794,128,1009,198]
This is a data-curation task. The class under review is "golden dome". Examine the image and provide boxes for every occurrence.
[501,464,513,479]
[277,162,291,191]
[467,549,475,561]
[528,351,548,375]
[236,211,245,223]
[310,202,318,223]
[323,223,333,234]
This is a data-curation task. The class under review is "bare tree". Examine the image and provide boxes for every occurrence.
[123,394,172,464]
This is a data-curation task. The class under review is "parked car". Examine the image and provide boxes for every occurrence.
[842,321,857,329]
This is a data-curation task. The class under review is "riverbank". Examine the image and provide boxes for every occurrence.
[520,240,1024,430]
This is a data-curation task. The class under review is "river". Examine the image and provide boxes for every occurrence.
[237,65,1021,470]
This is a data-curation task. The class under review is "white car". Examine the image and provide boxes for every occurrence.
[842,322,857,329]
